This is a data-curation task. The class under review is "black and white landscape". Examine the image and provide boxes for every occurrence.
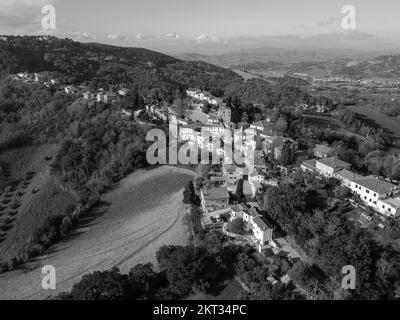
[0,0,400,302]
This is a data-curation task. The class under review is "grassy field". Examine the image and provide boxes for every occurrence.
[0,166,196,300]
[232,69,279,85]
[302,113,345,130]
[345,106,400,138]
[0,144,77,261]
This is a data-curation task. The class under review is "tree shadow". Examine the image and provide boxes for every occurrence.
[39,200,112,257]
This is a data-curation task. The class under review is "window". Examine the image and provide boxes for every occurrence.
[373,201,377,205]
[389,208,392,212]
[366,190,370,194]
[364,196,367,200]
[382,205,386,209]
[374,193,377,197]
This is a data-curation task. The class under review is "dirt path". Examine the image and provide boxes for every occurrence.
[0,166,197,300]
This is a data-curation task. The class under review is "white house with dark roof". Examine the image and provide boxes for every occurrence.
[251,216,274,251]
[301,159,317,172]
[228,203,274,251]
[200,186,229,213]
[249,168,266,184]
[315,156,351,177]
[301,156,400,217]
[350,176,400,216]
[379,197,400,217]
[334,169,363,188]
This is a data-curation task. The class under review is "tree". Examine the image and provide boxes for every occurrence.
[231,107,242,124]
[334,185,350,198]
[183,181,200,206]
[121,89,144,112]
[235,179,244,201]
[275,116,288,134]
[280,143,294,166]
[128,263,164,299]
[65,268,132,300]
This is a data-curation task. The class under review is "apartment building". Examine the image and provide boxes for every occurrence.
[350,177,400,216]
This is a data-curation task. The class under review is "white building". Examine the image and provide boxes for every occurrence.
[302,157,400,218]
[350,177,400,217]
[252,216,274,250]
[118,88,129,96]
[315,157,351,177]
[64,85,76,94]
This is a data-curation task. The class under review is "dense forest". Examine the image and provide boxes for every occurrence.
[0,36,330,107]
[262,170,400,299]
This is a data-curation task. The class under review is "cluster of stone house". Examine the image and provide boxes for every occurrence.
[12,72,58,87]
[301,156,400,217]
[83,88,128,104]
[186,88,220,106]
[199,188,275,252]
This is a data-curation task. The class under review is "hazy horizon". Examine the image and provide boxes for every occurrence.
[1,0,400,55]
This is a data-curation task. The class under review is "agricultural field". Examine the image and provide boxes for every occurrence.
[0,144,77,261]
[232,69,279,85]
[0,166,196,300]
[345,106,400,138]
[302,113,345,131]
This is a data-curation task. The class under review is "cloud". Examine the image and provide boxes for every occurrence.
[136,33,154,41]
[165,32,179,39]
[0,0,58,32]
[195,34,226,43]
[107,33,121,40]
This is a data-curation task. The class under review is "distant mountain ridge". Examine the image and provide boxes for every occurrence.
[0,35,244,95]
[177,47,390,68]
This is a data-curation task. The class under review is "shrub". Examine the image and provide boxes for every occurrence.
[0,260,9,274]
[26,243,46,259]
[60,216,73,238]
[32,215,64,247]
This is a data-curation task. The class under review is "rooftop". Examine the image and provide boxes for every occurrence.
[231,203,249,213]
[353,177,398,195]
[335,169,363,181]
[317,156,350,170]
[253,216,272,231]
[302,159,317,170]
[382,197,400,208]
[202,187,229,201]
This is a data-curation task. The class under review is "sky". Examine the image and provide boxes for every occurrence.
[0,0,399,53]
